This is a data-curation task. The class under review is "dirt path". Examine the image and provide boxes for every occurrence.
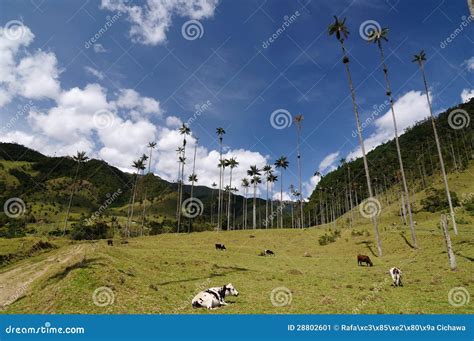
[0,244,88,308]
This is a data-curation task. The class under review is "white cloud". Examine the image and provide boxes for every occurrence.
[165,115,182,128]
[93,43,107,53]
[346,90,431,160]
[464,56,474,71]
[319,151,339,172]
[303,174,321,199]
[116,88,162,119]
[461,89,474,103]
[100,0,219,45]
[84,66,105,80]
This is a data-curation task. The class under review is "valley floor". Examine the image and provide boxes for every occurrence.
[0,223,472,314]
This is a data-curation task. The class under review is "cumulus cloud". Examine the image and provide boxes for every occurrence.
[100,0,219,45]
[464,56,474,71]
[346,90,431,160]
[116,88,162,119]
[93,43,107,53]
[303,174,321,199]
[165,115,182,128]
[461,89,474,103]
[319,151,340,172]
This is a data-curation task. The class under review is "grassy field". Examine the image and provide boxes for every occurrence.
[1,222,472,314]
[1,163,473,314]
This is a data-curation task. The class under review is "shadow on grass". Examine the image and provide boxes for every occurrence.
[47,257,104,283]
[399,232,415,249]
[158,266,249,286]
[455,252,474,262]
[356,240,377,257]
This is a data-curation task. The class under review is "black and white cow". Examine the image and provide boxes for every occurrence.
[264,249,275,256]
[192,283,239,309]
[215,243,226,251]
[389,267,403,287]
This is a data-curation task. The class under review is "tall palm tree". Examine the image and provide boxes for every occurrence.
[368,27,417,248]
[218,157,227,229]
[226,157,239,230]
[177,123,191,232]
[63,151,89,235]
[241,178,250,229]
[267,173,278,228]
[187,137,199,232]
[294,114,304,228]
[274,156,289,228]
[413,50,458,235]
[127,157,145,237]
[175,146,184,220]
[262,164,273,227]
[216,127,226,231]
[247,165,261,229]
[210,182,217,225]
[328,16,382,256]
[147,141,157,174]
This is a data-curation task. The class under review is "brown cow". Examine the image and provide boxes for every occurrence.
[357,254,373,266]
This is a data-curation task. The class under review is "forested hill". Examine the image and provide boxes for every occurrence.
[306,99,474,220]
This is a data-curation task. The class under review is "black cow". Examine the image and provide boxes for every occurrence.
[215,243,226,251]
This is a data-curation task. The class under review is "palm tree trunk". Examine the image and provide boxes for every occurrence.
[253,184,257,229]
[128,172,139,237]
[217,141,223,231]
[296,129,304,229]
[227,169,233,230]
[280,173,284,228]
[377,41,417,248]
[63,161,80,235]
[177,144,186,233]
[340,41,382,256]
[419,63,458,234]
[270,183,274,228]
[265,180,269,229]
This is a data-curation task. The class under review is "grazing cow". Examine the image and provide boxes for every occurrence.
[215,243,226,251]
[389,267,403,287]
[107,239,113,246]
[357,254,373,266]
[192,283,239,309]
[264,249,275,256]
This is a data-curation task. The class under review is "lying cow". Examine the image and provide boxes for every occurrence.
[215,243,226,251]
[192,283,239,309]
[264,249,275,256]
[389,267,403,287]
[357,254,373,266]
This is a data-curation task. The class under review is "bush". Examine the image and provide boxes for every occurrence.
[0,219,27,238]
[318,229,341,246]
[421,187,459,212]
[70,219,109,240]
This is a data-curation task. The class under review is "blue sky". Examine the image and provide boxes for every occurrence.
[0,0,473,199]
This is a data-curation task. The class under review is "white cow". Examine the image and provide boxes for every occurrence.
[389,267,403,287]
[192,283,239,309]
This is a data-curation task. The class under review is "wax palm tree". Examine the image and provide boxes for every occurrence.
[187,137,199,232]
[294,114,304,228]
[63,151,89,235]
[367,27,417,248]
[126,157,145,237]
[218,158,227,228]
[216,127,226,230]
[328,16,382,256]
[267,173,278,228]
[147,142,156,173]
[210,182,217,225]
[175,146,184,221]
[226,157,239,230]
[241,178,250,229]
[262,164,273,227]
[177,124,191,232]
[274,156,289,228]
[413,50,458,234]
[247,165,261,229]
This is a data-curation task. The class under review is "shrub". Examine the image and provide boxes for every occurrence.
[421,187,459,212]
[70,219,109,240]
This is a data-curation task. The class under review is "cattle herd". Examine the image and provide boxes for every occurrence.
[190,244,404,309]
